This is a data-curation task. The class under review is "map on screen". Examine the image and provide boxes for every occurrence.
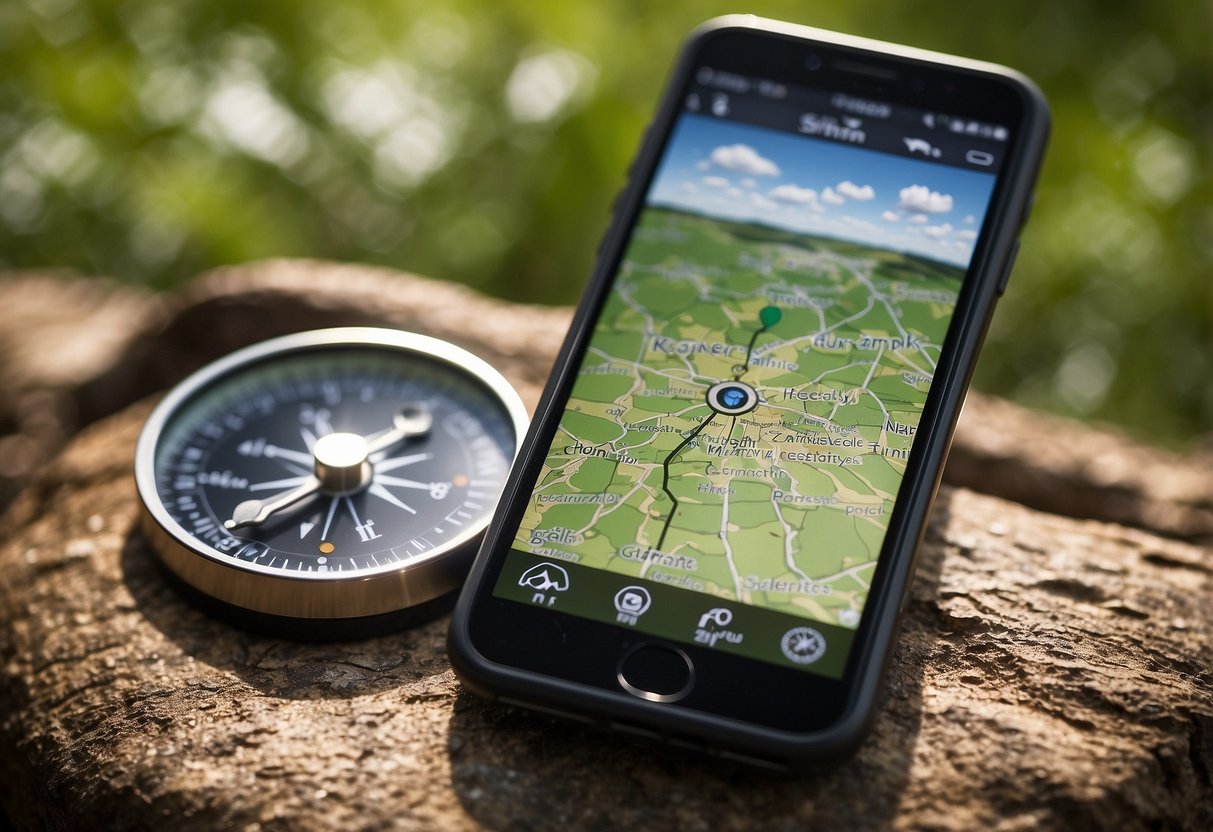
[507,113,995,631]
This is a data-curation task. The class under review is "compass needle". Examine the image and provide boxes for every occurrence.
[320,496,339,540]
[134,328,525,619]
[249,474,313,492]
[226,477,321,529]
[364,405,433,456]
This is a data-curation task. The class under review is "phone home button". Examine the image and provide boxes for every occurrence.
[617,643,695,703]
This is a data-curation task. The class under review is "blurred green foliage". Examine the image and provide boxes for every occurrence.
[0,0,1209,446]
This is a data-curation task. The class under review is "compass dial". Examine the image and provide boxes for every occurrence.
[135,328,527,619]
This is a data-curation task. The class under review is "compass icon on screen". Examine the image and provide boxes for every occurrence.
[780,626,827,665]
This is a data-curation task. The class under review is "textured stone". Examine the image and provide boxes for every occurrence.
[950,394,1213,546]
[0,272,159,509]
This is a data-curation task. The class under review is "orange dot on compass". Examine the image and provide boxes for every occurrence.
[453,474,469,487]
[319,541,335,554]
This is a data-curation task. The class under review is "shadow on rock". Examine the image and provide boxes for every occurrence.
[120,526,455,700]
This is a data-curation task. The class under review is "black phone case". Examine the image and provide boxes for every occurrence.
[448,14,1050,770]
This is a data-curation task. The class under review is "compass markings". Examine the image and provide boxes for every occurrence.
[346,498,384,543]
[322,381,341,406]
[262,444,313,466]
[192,516,217,535]
[368,483,418,514]
[320,497,339,540]
[375,452,433,472]
[356,521,382,543]
[313,409,335,436]
[148,344,519,588]
[376,475,430,490]
[375,476,450,500]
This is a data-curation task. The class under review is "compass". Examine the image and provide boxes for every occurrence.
[134,327,527,621]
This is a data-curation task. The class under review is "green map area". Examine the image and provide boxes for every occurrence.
[514,206,961,628]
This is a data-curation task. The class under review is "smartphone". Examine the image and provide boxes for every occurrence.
[449,15,1048,769]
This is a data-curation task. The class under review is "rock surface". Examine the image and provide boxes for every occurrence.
[0,272,158,510]
[0,261,1210,830]
[949,394,1213,546]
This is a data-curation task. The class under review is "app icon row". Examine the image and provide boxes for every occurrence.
[518,560,829,666]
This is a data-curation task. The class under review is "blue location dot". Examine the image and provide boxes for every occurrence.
[721,387,746,408]
[707,380,758,414]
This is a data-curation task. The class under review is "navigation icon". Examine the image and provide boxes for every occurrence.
[613,586,652,626]
[694,607,744,647]
[780,626,827,665]
[706,380,760,416]
[699,608,733,629]
[519,562,570,607]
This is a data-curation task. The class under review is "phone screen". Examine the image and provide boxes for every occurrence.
[490,63,1008,679]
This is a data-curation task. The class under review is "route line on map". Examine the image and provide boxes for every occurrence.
[732,304,783,380]
[655,413,715,551]
[653,305,782,552]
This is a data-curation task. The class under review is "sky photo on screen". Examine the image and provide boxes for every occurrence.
[649,114,998,268]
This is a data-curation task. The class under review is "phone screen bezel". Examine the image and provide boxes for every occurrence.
[456,21,1046,739]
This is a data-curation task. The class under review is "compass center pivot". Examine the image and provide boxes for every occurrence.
[313,432,373,494]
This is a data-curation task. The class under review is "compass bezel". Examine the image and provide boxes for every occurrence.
[134,327,528,619]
